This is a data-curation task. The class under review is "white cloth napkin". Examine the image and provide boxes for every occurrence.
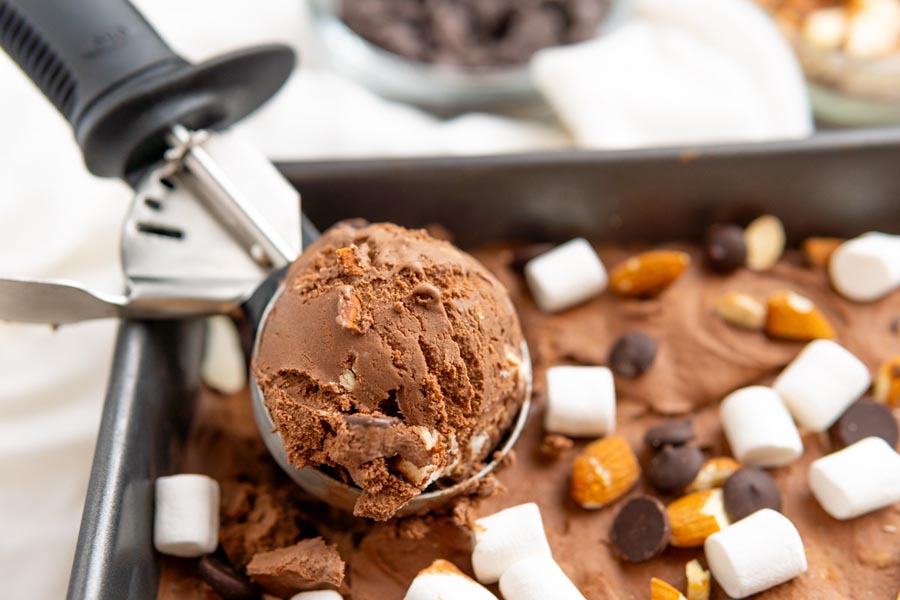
[532,0,813,149]
[0,1,812,598]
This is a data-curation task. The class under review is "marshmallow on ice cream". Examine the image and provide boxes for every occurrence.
[253,222,529,521]
[704,508,807,598]
[830,232,900,302]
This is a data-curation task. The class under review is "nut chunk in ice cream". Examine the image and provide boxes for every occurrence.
[253,222,529,520]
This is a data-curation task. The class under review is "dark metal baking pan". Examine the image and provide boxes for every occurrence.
[67,126,900,599]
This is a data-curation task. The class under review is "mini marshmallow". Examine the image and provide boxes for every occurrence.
[720,386,803,467]
[773,340,871,432]
[499,555,586,600]
[200,315,247,394]
[829,232,900,302]
[524,238,607,313]
[704,508,806,599]
[154,474,220,557]
[290,592,344,600]
[809,436,900,520]
[471,502,552,584]
[544,366,616,437]
[404,559,498,600]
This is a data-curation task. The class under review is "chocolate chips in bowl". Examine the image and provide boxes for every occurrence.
[308,0,630,113]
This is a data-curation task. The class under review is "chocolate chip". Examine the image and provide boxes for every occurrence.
[608,332,657,378]
[197,555,260,600]
[644,418,695,450]
[510,243,554,273]
[891,316,900,334]
[722,468,782,522]
[829,398,899,449]
[647,445,704,494]
[610,496,670,562]
[704,225,747,274]
[340,0,611,67]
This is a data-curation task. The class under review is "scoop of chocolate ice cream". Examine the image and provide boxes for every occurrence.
[253,222,528,520]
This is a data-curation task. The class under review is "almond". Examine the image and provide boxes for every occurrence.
[802,237,844,268]
[685,559,711,600]
[651,577,687,600]
[610,251,691,298]
[420,559,467,577]
[714,292,766,330]
[744,215,785,271]
[765,290,836,341]
[337,288,364,333]
[686,457,742,493]
[667,488,730,547]
[336,244,365,275]
[571,435,640,509]
[875,355,900,405]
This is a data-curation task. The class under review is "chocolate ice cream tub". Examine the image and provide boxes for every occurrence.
[67,127,900,599]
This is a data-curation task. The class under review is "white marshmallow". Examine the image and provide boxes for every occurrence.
[290,592,344,600]
[524,238,607,313]
[544,366,616,437]
[404,559,498,600]
[720,386,803,467]
[154,474,220,557]
[704,509,806,599]
[200,315,247,394]
[809,436,900,520]
[773,340,871,432]
[829,232,900,302]
[499,555,586,600]
[471,503,552,584]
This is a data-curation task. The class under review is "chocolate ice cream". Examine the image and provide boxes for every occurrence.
[253,222,529,520]
[160,239,900,600]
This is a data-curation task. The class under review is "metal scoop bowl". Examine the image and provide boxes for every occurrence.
[249,285,533,517]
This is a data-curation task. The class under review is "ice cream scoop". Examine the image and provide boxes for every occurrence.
[251,221,532,520]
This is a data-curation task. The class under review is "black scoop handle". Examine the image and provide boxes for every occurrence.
[0,0,295,179]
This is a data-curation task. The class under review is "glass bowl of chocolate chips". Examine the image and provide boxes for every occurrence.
[308,0,630,114]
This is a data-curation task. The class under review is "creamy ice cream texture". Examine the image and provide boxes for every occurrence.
[160,240,900,600]
[253,222,529,520]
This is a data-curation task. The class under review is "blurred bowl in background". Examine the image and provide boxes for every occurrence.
[307,0,632,115]
[764,0,900,125]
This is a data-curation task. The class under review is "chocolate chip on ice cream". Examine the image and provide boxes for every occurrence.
[253,222,529,520]
[722,468,782,522]
[643,419,695,450]
[647,445,704,494]
[609,331,657,378]
[704,224,747,274]
[829,398,899,449]
[197,555,260,600]
[610,496,670,562]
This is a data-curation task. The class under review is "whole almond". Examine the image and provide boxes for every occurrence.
[714,292,766,330]
[651,577,687,600]
[875,355,900,405]
[667,488,730,547]
[571,436,640,509]
[765,290,836,341]
[686,457,742,493]
[802,237,844,268]
[610,250,691,298]
[744,215,786,271]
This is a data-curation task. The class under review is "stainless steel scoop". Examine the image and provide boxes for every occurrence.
[0,0,534,518]
[249,285,534,516]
